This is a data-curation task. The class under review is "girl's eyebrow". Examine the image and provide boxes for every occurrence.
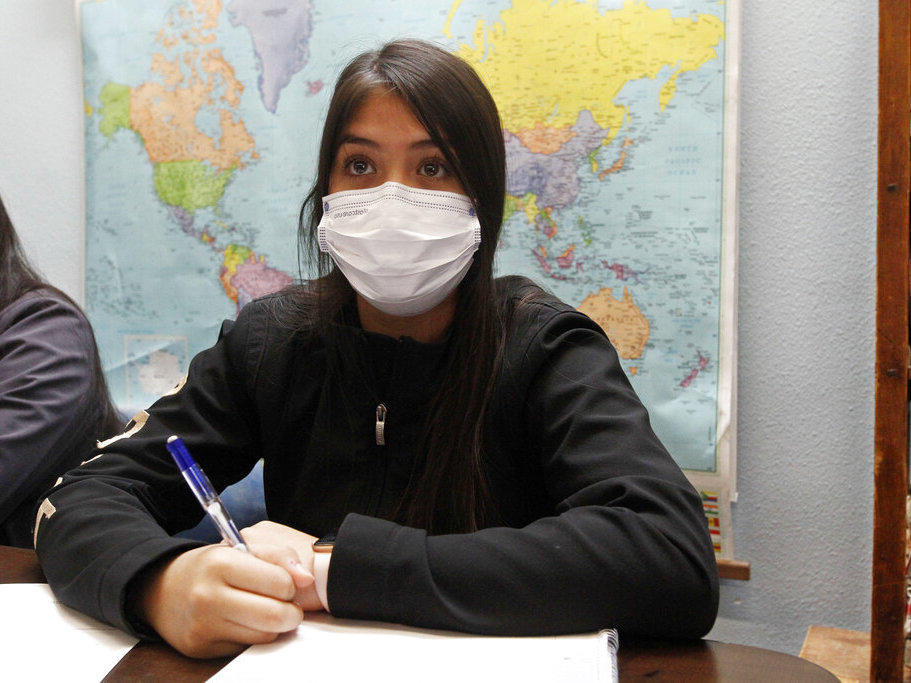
[337,135,440,151]
[337,135,379,148]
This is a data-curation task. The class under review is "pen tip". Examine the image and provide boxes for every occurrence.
[167,435,178,443]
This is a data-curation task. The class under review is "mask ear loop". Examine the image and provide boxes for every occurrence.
[317,200,331,252]
[318,221,330,253]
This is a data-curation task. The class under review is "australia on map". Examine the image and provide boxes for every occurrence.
[80,0,738,557]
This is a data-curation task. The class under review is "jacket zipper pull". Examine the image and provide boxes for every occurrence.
[375,403,387,446]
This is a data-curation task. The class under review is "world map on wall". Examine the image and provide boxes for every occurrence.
[81,0,733,479]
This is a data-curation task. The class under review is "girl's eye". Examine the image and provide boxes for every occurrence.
[418,159,448,178]
[345,158,375,176]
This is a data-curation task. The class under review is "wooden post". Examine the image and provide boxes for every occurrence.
[872,2,911,680]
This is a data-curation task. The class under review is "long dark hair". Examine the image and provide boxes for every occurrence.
[0,195,122,443]
[292,40,507,534]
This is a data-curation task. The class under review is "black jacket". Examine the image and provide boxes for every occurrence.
[35,277,718,638]
[0,290,104,546]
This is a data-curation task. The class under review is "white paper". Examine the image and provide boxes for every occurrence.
[215,613,617,683]
[0,583,138,681]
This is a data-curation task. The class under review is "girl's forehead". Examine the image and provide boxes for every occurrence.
[339,91,431,145]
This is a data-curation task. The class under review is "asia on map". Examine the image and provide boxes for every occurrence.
[80,0,739,556]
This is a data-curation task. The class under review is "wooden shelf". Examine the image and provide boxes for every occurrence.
[717,559,750,581]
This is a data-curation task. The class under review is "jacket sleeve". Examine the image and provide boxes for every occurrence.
[326,306,719,638]
[0,295,97,540]
[34,303,265,637]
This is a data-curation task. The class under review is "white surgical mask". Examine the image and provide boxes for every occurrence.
[317,181,481,317]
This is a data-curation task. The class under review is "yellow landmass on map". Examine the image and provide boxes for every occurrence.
[443,0,464,37]
[455,0,724,140]
[515,192,539,224]
[577,286,650,359]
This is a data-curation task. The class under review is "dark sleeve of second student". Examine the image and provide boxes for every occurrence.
[0,292,102,547]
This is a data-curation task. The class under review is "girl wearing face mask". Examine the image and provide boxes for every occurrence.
[35,40,718,659]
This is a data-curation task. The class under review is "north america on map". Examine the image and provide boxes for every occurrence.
[82,0,730,474]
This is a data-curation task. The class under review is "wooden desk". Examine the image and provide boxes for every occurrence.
[1,545,835,681]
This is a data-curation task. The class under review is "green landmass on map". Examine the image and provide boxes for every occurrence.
[80,0,730,482]
[98,82,131,138]
[153,161,234,212]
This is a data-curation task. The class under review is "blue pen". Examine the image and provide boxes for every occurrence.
[166,435,249,552]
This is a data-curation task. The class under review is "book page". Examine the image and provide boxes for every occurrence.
[215,613,617,682]
[0,583,138,681]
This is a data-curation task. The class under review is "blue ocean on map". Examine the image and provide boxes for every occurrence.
[81,0,731,474]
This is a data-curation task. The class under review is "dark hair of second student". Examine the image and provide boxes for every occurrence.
[286,40,508,535]
[0,195,122,442]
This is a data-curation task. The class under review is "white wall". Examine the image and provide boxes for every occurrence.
[0,1,86,304]
[0,0,877,655]
[705,1,877,654]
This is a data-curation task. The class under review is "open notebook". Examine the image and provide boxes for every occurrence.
[0,584,138,681]
[214,613,618,682]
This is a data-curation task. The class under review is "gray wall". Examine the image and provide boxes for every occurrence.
[0,1,877,656]
[705,1,877,654]
[0,1,86,303]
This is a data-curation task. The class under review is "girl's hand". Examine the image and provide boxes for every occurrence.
[239,521,323,611]
[138,540,311,659]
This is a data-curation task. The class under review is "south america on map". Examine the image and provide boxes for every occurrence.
[81,0,733,482]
